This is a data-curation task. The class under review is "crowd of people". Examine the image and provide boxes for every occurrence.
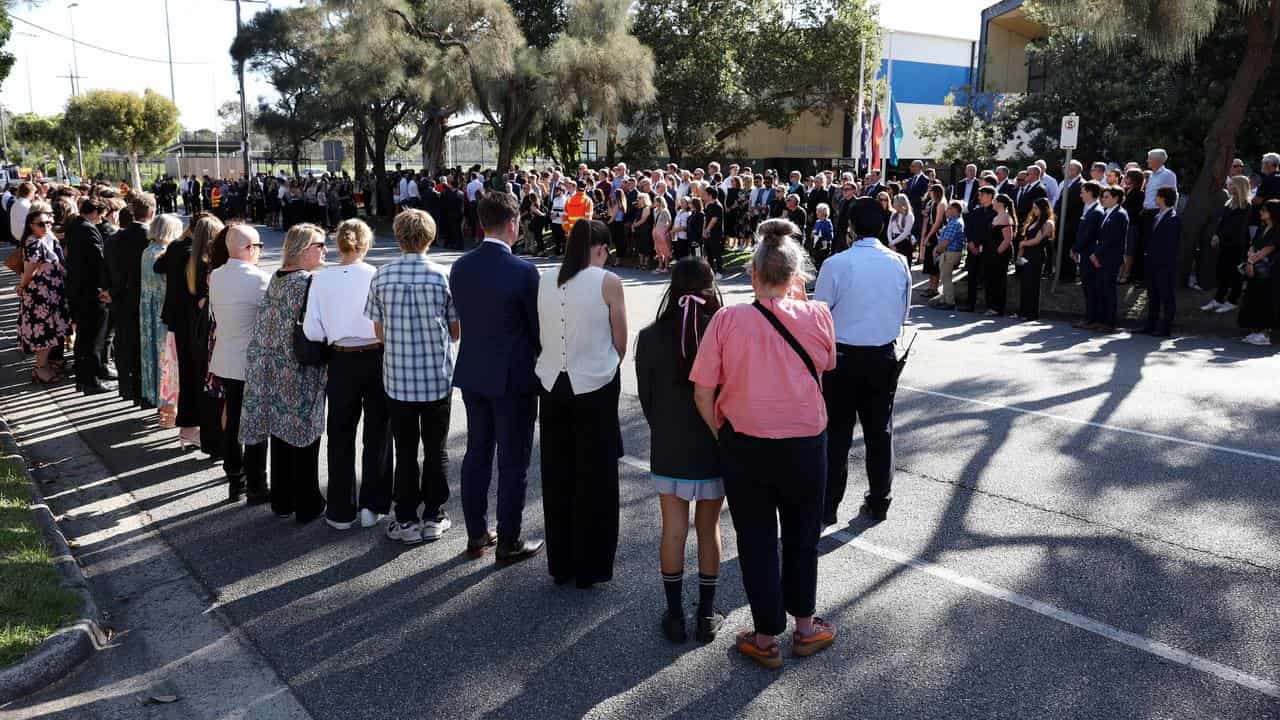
[2,144,1275,670]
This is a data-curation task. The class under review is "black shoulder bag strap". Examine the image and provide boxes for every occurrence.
[752,300,820,387]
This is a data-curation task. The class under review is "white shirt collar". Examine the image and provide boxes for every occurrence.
[482,237,512,253]
[854,237,880,246]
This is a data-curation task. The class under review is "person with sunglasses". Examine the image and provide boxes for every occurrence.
[210,224,272,503]
[16,202,72,385]
[238,224,330,522]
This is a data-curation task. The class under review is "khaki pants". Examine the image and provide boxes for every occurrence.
[939,250,963,305]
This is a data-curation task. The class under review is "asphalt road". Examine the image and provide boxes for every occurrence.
[3,222,1280,719]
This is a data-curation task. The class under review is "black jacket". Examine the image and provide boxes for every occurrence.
[105,221,149,309]
[64,216,109,306]
[635,316,720,481]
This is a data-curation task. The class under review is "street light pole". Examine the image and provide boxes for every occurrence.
[163,0,177,103]
[66,3,86,179]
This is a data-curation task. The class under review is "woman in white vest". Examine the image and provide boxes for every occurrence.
[535,218,628,589]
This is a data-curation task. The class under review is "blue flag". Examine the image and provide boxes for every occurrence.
[858,106,869,173]
[889,99,904,165]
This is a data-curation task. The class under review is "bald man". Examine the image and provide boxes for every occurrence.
[209,224,271,502]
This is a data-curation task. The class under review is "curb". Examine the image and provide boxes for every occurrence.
[0,416,106,705]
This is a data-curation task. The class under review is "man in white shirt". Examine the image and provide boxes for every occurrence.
[1143,149,1177,210]
[209,225,271,503]
[8,182,34,244]
[1036,159,1060,204]
[814,196,910,525]
[465,173,484,203]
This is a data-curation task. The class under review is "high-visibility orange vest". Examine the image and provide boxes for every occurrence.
[210,187,222,208]
[564,192,593,233]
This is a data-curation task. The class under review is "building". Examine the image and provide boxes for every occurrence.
[977,0,1048,95]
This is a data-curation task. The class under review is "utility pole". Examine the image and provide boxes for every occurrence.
[227,0,265,179]
[163,0,177,103]
[56,69,88,179]
[15,32,37,113]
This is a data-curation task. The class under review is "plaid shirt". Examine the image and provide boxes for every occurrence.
[938,216,967,252]
[365,253,457,402]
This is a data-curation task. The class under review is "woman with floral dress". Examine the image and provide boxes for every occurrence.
[17,202,73,384]
[140,214,184,412]
[239,224,329,523]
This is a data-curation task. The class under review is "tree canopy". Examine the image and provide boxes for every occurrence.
[64,89,179,188]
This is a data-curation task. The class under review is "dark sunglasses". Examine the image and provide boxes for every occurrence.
[308,241,326,250]
[34,220,54,227]
[246,242,264,249]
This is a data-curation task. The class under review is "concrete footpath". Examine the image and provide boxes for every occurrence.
[0,279,311,720]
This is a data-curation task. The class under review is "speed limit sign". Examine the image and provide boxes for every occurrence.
[1060,114,1080,150]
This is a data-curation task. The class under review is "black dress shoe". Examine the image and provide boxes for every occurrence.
[1136,326,1156,335]
[245,489,270,505]
[661,610,687,644]
[822,512,838,526]
[97,368,118,380]
[80,381,113,395]
[228,480,244,502]
[465,530,498,559]
[495,538,544,566]
[859,503,888,523]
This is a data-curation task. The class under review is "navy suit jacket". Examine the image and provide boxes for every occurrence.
[1145,210,1181,270]
[449,241,541,397]
[1073,206,1104,258]
[1095,207,1129,266]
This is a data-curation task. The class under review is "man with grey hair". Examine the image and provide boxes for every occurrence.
[1254,152,1280,232]
[1036,159,1060,205]
[1140,149,1177,283]
[1057,159,1086,282]
[952,163,980,214]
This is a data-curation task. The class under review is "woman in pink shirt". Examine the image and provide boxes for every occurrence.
[690,218,838,668]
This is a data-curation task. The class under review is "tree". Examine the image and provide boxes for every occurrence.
[916,87,1021,169]
[632,0,878,162]
[10,113,80,165]
[393,0,656,172]
[1035,0,1280,281]
[0,5,16,92]
[64,89,179,189]
[231,6,336,178]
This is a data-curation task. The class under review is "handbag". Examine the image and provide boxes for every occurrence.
[4,247,23,275]
[1240,257,1272,279]
[752,300,820,387]
[293,276,330,366]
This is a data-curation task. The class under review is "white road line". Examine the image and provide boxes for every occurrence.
[899,385,1280,464]
[821,525,1280,699]
[618,454,1280,699]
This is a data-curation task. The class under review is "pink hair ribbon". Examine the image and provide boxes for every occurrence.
[678,294,705,359]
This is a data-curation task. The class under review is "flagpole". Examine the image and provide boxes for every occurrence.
[854,37,866,171]
[868,51,877,178]
[882,31,894,179]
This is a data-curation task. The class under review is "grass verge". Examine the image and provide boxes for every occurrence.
[0,456,81,667]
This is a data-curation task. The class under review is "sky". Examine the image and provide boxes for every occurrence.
[0,0,994,132]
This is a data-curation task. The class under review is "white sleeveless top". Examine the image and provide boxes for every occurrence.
[535,265,620,395]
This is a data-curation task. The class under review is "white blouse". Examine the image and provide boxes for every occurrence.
[535,265,619,395]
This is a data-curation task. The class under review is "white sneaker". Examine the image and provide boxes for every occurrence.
[421,515,452,541]
[1214,302,1237,314]
[325,516,356,531]
[1200,299,1221,311]
[386,521,424,545]
[1243,332,1271,346]
[359,508,382,528]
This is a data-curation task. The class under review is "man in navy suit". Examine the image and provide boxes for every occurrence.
[1071,181,1105,329]
[450,192,544,565]
[1089,186,1129,331]
[905,160,930,237]
[1139,186,1181,336]
[951,164,981,215]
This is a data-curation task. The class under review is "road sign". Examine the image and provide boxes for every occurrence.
[1060,115,1080,150]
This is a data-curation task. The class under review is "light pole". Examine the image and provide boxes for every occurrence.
[66,3,85,179]
[163,0,177,103]
[15,32,37,113]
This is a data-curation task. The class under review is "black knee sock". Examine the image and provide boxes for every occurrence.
[697,573,718,617]
[662,571,683,615]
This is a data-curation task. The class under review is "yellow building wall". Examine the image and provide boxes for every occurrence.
[983,24,1029,94]
[731,111,849,159]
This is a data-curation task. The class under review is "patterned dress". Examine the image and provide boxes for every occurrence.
[17,235,72,354]
[139,242,169,406]
[238,270,326,448]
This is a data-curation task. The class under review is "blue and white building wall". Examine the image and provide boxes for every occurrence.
[879,30,977,161]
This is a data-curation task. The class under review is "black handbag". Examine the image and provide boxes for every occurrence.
[293,276,330,366]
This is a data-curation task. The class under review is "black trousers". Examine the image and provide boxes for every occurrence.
[1143,263,1176,332]
[1018,255,1044,319]
[823,344,896,519]
[114,301,142,401]
[705,237,724,272]
[460,390,536,542]
[983,252,1010,313]
[173,318,202,426]
[1097,261,1121,326]
[72,300,108,385]
[539,371,621,586]
[325,349,393,523]
[388,394,452,524]
[1080,260,1099,323]
[721,423,826,637]
[963,254,982,309]
[672,238,691,260]
[550,224,567,255]
[1214,243,1245,304]
[270,436,324,522]
[220,377,267,495]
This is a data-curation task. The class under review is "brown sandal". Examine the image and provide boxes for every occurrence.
[792,617,837,657]
[735,630,782,669]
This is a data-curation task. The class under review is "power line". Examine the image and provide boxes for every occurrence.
[10,14,213,66]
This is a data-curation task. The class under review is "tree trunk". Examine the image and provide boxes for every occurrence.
[422,112,447,178]
[370,114,391,216]
[1179,0,1280,286]
[290,146,300,178]
[353,113,368,179]
[604,124,618,166]
[129,151,142,192]
[497,127,514,176]
[659,112,682,166]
